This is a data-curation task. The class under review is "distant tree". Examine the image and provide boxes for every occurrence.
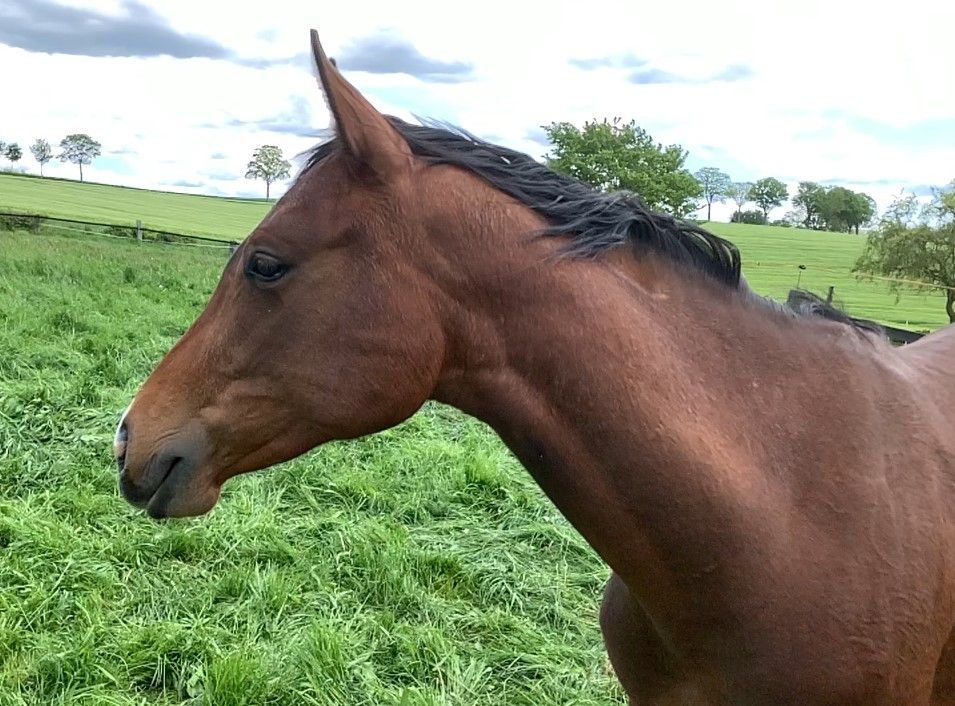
[846,191,877,234]
[854,186,955,323]
[925,179,955,225]
[815,186,877,234]
[58,133,101,181]
[781,208,807,228]
[30,139,53,176]
[4,143,22,164]
[694,167,731,221]
[749,177,789,220]
[793,181,827,229]
[724,181,752,223]
[543,117,702,217]
[730,209,767,225]
[245,145,291,199]
[817,187,854,231]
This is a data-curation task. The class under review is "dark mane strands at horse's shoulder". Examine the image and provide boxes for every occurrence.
[302,116,884,338]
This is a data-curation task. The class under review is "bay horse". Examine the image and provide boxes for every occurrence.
[113,30,955,704]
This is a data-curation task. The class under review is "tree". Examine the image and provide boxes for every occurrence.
[882,191,921,226]
[245,145,291,199]
[730,209,767,225]
[854,187,955,323]
[818,187,854,231]
[845,191,876,234]
[793,181,826,229]
[724,181,752,223]
[792,182,875,233]
[4,143,22,164]
[749,177,789,220]
[58,133,101,181]
[926,179,955,225]
[543,117,702,217]
[30,139,53,176]
[814,187,877,234]
[694,167,731,221]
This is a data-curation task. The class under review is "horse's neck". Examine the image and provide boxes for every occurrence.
[431,252,778,608]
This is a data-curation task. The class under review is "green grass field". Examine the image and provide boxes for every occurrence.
[0,174,269,240]
[0,230,621,705]
[706,222,948,331]
[2,172,949,330]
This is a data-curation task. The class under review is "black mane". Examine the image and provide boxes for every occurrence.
[304,116,741,288]
[303,116,884,339]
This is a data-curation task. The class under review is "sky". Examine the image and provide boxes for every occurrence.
[1,0,954,222]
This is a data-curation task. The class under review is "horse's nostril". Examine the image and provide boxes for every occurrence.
[114,420,129,472]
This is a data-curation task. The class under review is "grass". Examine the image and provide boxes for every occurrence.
[1,172,950,330]
[706,222,949,331]
[0,174,269,240]
[0,229,622,704]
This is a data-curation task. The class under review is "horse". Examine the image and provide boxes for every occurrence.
[113,30,955,704]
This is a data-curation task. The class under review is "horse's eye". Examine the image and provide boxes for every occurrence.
[246,253,287,282]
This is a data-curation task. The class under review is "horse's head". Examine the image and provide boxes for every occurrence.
[114,31,469,518]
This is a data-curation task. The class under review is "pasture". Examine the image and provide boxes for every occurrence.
[0,176,950,704]
[2,172,948,330]
[0,174,268,240]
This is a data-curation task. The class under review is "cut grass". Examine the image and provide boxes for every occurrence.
[2,173,949,330]
[0,229,623,704]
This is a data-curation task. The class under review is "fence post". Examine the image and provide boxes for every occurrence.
[136,220,143,243]
[826,286,835,304]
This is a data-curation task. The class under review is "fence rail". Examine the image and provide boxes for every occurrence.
[0,211,239,252]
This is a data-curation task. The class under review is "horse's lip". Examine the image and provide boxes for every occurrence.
[144,457,193,519]
[120,456,181,511]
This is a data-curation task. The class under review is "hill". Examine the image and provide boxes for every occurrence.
[0,173,270,240]
[0,172,948,330]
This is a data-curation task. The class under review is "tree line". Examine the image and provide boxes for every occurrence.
[1,134,291,199]
[543,117,878,233]
[0,134,101,181]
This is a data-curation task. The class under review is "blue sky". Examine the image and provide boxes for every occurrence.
[1,0,953,221]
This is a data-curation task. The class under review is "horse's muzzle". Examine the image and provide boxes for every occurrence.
[114,410,213,519]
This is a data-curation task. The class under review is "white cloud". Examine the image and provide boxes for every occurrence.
[1,0,953,221]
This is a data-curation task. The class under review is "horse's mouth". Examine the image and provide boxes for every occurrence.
[119,455,182,515]
[145,458,185,519]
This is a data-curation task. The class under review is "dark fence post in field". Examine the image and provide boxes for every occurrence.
[136,220,143,243]
[826,286,835,304]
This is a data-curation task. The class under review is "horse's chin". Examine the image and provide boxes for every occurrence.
[144,477,222,520]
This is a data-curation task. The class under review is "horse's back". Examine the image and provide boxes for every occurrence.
[900,323,955,397]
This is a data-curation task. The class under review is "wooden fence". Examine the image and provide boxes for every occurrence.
[0,211,238,253]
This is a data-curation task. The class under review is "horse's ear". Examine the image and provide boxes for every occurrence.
[309,29,412,178]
